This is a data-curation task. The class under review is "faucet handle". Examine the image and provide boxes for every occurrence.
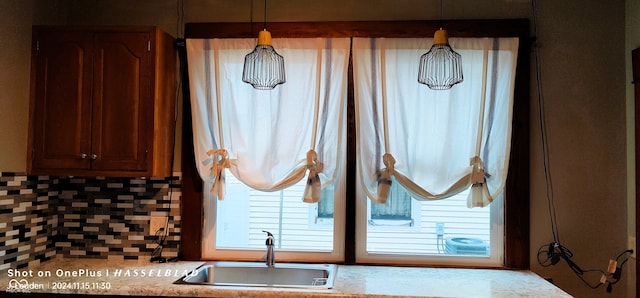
[262,230,274,245]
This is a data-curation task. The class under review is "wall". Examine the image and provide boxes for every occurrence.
[528,1,629,298]
[0,0,635,297]
[626,0,640,296]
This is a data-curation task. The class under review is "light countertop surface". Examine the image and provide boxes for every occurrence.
[0,257,572,297]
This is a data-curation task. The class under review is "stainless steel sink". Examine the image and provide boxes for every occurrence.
[176,261,337,289]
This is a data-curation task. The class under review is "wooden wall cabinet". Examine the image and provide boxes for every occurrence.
[27,26,177,177]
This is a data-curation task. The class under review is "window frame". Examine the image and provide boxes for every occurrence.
[202,167,346,263]
[180,20,530,269]
[356,188,503,266]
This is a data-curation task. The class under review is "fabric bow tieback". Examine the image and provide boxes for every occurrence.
[376,153,396,204]
[470,156,486,186]
[468,156,491,207]
[205,149,230,200]
[303,150,322,203]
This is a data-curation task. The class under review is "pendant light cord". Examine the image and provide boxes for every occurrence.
[263,0,267,30]
[439,0,443,28]
[531,0,559,245]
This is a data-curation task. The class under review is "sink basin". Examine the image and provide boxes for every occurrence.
[176,261,337,289]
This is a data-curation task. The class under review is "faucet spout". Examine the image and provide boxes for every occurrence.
[263,230,275,267]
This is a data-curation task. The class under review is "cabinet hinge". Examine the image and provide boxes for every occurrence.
[148,40,151,52]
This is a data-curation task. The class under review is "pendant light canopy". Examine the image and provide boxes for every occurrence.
[417,0,463,90]
[242,0,285,90]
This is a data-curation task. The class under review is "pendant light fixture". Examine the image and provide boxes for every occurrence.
[417,0,463,90]
[242,0,285,90]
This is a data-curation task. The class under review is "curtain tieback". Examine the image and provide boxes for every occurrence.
[206,149,230,200]
[382,153,396,174]
[470,156,486,185]
[306,150,320,171]
[376,153,396,204]
[303,150,322,203]
[468,156,494,207]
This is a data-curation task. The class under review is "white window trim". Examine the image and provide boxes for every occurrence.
[201,162,346,263]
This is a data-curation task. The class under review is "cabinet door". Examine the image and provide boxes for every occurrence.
[90,32,152,172]
[31,31,93,170]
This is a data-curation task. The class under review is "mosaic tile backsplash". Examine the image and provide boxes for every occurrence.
[0,172,181,270]
[0,173,58,270]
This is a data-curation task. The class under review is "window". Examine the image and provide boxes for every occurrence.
[369,181,414,224]
[359,188,501,265]
[316,181,415,225]
[188,37,349,262]
[365,187,495,254]
[213,169,339,252]
[314,184,335,225]
[181,21,530,269]
[352,37,518,266]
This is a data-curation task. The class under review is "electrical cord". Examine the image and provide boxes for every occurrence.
[150,176,176,263]
[531,0,560,245]
[148,2,190,261]
[537,242,634,293]
[154,27,194,264]
[149,177,174,263]
[606,249,634,292]
[150,227,168,263]
[149,97,179,263]
[530,3,635,293]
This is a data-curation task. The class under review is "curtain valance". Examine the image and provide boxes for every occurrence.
[187,36,518,208]
[353,37,519,207]
[187,38,350,202]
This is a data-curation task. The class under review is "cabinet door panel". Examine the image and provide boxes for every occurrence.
[31,31,93,170]
[91,32,152,172]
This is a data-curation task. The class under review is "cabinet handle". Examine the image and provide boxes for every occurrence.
[80,153,88,159]
[90,154,98,160]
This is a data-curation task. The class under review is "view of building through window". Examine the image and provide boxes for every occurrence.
[366,186,491,256]
[215,171,334,251]
[215,170,491,256]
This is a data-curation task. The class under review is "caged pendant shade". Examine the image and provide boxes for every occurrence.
[242,0,285,90]
[418,28,463,90]
[242,29,285,90]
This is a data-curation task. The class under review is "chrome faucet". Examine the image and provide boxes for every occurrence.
[263,230,275,267]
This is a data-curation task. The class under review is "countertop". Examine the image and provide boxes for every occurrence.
[0,257,572,297]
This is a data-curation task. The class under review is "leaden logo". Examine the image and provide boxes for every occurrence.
[6,279,45,293]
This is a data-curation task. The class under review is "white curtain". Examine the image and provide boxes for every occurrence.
[353,37,519,207]
[187,38,350,202]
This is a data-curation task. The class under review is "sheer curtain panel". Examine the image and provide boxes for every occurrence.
[353,37,519,207]
[187,38,349,202]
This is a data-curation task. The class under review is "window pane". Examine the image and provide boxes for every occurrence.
[215,170,334,251]
[366,188,493,256]
[370,182,412,220]
[317,184,335,219]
